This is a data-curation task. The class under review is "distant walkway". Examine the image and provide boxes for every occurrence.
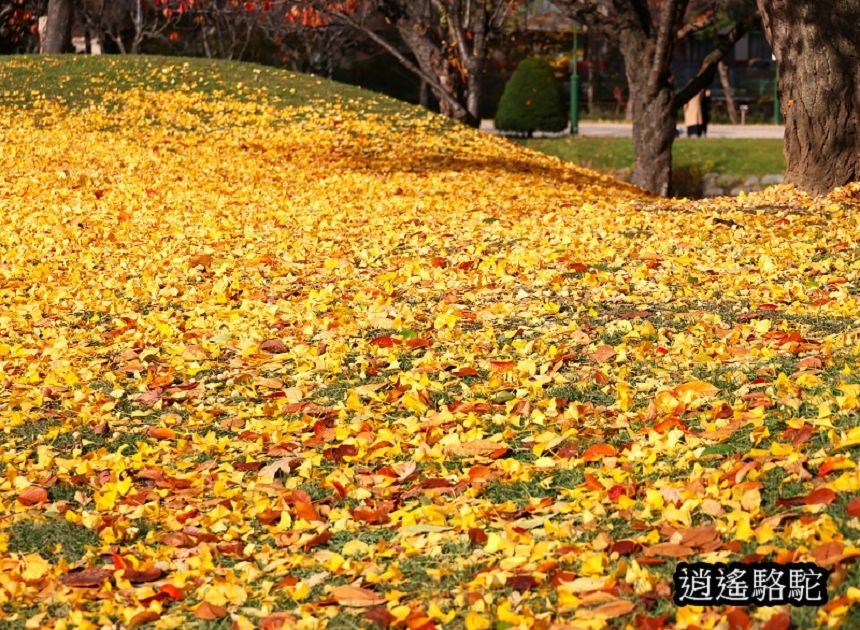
[480,120,785,139]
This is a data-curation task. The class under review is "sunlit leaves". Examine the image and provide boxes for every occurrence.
[1,56,860,628]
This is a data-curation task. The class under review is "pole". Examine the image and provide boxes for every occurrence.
[570,28,579,135]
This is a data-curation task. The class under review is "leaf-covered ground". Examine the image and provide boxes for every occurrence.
[1,56,860,629]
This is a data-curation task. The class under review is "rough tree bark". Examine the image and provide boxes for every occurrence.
[42,0,73,53]
[718,60,738,124]
[756,0,859,195]
[561,0,756,196]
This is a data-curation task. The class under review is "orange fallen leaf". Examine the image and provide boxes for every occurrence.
[331,585,385,607]
[590,345,616,363]
[18,486,49,506]
[147,427,176,440]
[194,602,228,620]
[642,543,693,558]
[59,568,113,587]
[593,599,635,618]
[805,487,836,505]
[581,443,617,462]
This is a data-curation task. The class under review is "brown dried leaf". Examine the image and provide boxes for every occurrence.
[331,585,386,607]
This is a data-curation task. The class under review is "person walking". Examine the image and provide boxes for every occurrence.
[701,89,712,137]
[684,90,704,137]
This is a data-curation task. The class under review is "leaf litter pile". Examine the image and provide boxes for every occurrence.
[1,57,860,629]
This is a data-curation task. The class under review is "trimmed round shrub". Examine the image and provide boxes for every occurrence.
[495,57,567,135]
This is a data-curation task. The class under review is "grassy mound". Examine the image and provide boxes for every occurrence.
[1,55,859,629]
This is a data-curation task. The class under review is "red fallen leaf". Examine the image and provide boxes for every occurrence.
[195,602,228,620]
[18,486,49,506]
[261,338,289,353]
[557,443,578,459]
[489,360,516,371]
[365,607,396,628]
[124,567,164,584]
[331,585,386,607]
[636,614,670,630]
[610,540,642,556]
[608,484,629,501]
[468,528,488,545]
[726,606,751,629]
[582,443,617,462]
[457,260,475,271]
[776,496,807,508]
[846,497,860,517]
[147,427,177,440]
[353,501,393,524]
[234,460,263,471]
[806,487,837,505]
[506,575,537,591]
[112,554,127,571]
[217,541,245,556]
[59,568,113,587]
[549,570,577,587]
[569,262,588,272]
[260,613,299,629]
[370,335,401,348]
[323,444,358,462]
[292,500,322,522]
[429,256,448,268]
[454,367,480,377]
[762,611,790,630]
[301,530,333,550]
[405,337,431,349]
[128,611,161,628]
[824,596,851,612]
[757,303,778,311]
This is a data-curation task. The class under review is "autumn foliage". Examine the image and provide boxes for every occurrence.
[1,56,860,628]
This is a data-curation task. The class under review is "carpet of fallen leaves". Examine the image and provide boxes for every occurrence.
[1,58,860,630]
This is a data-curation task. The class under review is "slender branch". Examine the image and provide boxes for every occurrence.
[324,8,468,118]
[672,19,750,109]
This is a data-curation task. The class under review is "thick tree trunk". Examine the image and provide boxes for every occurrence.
[718,60,738,125]
[43,0,73,53]
[756,0,860,195]
[630,83,676,196]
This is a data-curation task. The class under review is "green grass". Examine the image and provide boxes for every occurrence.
[517,136,785,179]
[0,54,453,133]
[8,518,98,563]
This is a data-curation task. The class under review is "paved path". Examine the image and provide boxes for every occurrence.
[480,120,785,139]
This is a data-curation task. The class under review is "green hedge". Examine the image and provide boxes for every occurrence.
[495,57,567,134]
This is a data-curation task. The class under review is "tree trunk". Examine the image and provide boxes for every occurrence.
[718,60,738,125]
[630,83,676,196]
[756,0,859,195]
[465,71,481,125]
[43,0,73,53]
